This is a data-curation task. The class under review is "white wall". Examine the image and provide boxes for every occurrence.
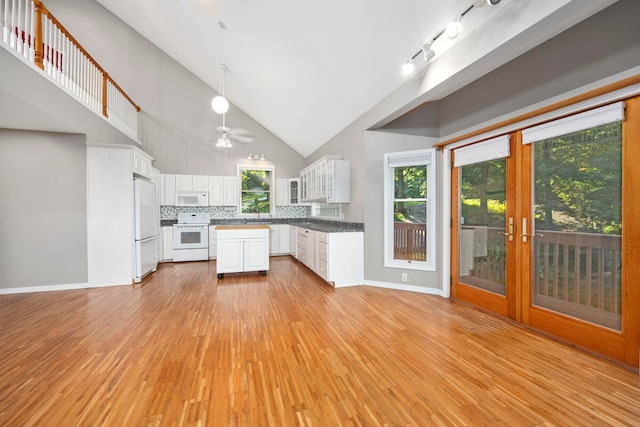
[45,0,306,179]
[0,129,88,289]
[363,132,441,291]
[307,0,640,288]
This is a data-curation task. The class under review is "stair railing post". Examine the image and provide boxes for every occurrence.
[102,73,108,118]
[33,0,43,70]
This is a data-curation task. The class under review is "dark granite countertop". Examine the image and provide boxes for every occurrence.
[161,218,363,233]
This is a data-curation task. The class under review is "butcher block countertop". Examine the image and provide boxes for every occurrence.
[215,225,271,230]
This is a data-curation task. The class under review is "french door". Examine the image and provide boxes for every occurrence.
[451,97,640,366]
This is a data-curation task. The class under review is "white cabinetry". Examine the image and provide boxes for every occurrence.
[175,174,209,192]
[162,226,173,260]
[160,174,175,206]
[175,174,193,191]
[295,226,363,287]
[269,225,290,255]
[209,176,238,206]
[276,178,307,206]
[209,226,217,259]
[160,174,238,207]
[87,145,155,285]
[300,156,350,203]
[289,225,297,257]
[216,226,270,278]
[275,178,288,206]
[133,149,153,178]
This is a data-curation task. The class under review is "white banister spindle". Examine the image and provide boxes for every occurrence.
[22,0,28,56]
[2,0,8,43]
[28,0,33,61]
[15,0,21,54]
[10,0,16,48]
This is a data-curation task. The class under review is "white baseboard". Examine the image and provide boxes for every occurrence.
[363,280,444,296]
[0,280,132,295]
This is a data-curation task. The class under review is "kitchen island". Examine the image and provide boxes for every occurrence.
[215,225,270,279]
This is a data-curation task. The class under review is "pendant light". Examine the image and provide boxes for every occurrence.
[211,21,229,114]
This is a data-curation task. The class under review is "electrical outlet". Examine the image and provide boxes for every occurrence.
[401,273,407,282]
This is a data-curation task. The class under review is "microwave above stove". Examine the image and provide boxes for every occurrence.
[176,191,208,206]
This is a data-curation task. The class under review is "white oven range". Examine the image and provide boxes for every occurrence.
[173,212,210,262]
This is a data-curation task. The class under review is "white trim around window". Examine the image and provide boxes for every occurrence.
[236,163,275,217]
[384,149,436,271]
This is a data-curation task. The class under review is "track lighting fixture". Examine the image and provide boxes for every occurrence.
[473,0,501,7]
[422,41,435,61]
[401,0,503,76]
[247,153,266,161]
[445,17,461,39]
[401,61,416,77]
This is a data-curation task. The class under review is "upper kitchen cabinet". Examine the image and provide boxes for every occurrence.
[133,149,153,179]
[209,176,238,206]
[160,174,175,206]
[276,178,308,206]
[300,156,350,203]
[175,174,209,192]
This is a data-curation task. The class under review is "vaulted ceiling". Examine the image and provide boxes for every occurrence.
[94,0,617,157]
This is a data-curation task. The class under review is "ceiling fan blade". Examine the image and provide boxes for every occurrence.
[228,127,255,144]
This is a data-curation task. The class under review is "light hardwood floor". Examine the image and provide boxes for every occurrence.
[1,257,639,426]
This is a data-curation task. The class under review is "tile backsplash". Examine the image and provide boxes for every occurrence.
[160,205,309,221]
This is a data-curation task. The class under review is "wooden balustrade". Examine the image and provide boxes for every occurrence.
[533,230,621,314]
[461,226,622,320]
[1,0,140,139]
[394,222,427,261]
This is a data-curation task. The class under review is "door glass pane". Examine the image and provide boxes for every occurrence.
[532,122,622,330]
[459,159,507,296]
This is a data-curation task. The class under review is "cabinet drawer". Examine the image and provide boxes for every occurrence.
[318,241,328,262]
[318,232,328,244]
[297,248,307,263]
[317,260,328,280]
[296,235,308,250]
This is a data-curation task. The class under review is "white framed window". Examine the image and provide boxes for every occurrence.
[384,149,436,271]
[237,164,274,216]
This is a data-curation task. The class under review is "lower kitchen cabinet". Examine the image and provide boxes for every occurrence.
[295,227,363,287]
[269,224,290,255]
[216,226,269,278]
[162,226,173,261]
[209,226,217,259]
[289,225,297,257]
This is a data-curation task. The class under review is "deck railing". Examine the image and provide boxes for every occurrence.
[1,0,140,139]
[462,225,622,327]
[394,222,427,261]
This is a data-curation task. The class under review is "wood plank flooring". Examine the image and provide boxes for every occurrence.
[1,256,640,426]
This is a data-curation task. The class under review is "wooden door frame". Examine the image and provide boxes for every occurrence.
[450,135,517,320]
[450,97,640,367]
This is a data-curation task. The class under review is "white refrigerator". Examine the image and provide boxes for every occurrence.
[134,177,159,282]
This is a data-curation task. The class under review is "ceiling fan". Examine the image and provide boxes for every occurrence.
[211,22,255,149]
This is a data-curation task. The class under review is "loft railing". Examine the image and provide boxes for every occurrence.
[1,0,140,139]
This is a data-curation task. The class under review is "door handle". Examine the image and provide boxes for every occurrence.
[521,217,543,243]
[500,216,515,241]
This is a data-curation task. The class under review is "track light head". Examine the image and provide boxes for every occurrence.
[422,42,435,61]
[473,0,501,6]
[401,61,415,76]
